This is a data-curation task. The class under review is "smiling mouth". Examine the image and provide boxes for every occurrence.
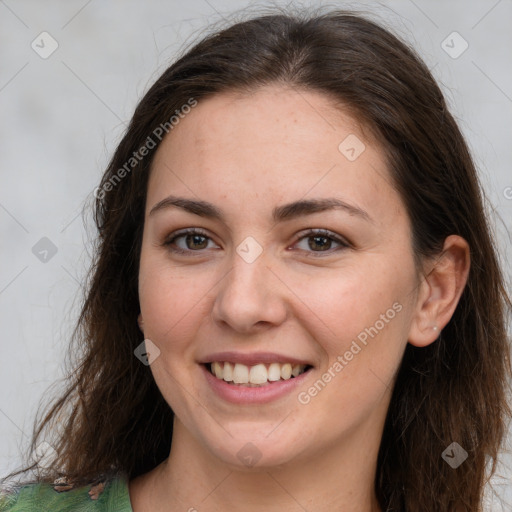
[205,361,313,387]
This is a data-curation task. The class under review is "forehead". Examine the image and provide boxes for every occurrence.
[146,85,403,227]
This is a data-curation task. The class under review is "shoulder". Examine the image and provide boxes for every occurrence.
[0,472,133,512]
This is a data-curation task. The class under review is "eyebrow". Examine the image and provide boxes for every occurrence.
[148,195,372,223]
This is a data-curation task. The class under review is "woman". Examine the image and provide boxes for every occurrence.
[1,7,510,512]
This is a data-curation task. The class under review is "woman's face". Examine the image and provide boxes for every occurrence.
[138,85,421,469]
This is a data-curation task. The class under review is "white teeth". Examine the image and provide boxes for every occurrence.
[209,361,308,385]
[212,361,223,379]
[223,362,234,382]
[249,364,268,384]
[233,363,249,383]
[268,363,282,381]
[292,364,302,377]
[280,363,292,380]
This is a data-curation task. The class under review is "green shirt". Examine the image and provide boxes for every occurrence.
[0,472,134,511]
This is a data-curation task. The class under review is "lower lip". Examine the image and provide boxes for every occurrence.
[201,364,312,404]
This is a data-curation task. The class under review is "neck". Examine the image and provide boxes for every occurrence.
[131,418,383,512]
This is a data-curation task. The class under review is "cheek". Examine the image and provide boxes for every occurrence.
[292,268,411,426]
[290,262,414,411]
[138,254,214,353]
[284,261,409,352]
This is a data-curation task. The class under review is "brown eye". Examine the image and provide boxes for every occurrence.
[294,229,350,255]
[163,228,218,254]
[183,233,209,250]
[307,235,333,251]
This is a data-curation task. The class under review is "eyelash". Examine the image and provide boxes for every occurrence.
[162,228,351,257]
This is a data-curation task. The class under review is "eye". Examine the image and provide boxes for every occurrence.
[163,228,219,254]
[293,229,350,256]
[162,228,350,257]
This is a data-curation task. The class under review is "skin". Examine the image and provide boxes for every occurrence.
[130,85,470,512]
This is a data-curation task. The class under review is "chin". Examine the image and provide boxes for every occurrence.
[202,429,306,471]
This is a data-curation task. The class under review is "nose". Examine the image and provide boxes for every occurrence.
[211,252,288,334]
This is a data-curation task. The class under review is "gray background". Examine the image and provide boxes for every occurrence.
[1,0,511,508]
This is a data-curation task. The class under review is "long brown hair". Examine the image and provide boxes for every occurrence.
[2,7,511,511]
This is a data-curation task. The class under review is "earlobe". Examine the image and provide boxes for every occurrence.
[408,235,470,348]
[137,314,144,334]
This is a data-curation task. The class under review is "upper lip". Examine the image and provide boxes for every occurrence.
[198,351,314,367]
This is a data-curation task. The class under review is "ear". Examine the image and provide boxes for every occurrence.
[408,235,470,347]
[137,313,144,334]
